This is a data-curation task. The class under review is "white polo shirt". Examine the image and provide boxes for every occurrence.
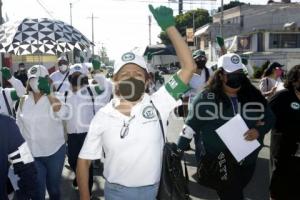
[16,93,68,157]
[50,70,70,93]
[0,77,26,116]
[186,69,213,104]
[79,86,181,187]
[64,78,112,134]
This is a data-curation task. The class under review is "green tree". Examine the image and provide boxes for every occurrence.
[217,1,246,12]
[159,8,211,45]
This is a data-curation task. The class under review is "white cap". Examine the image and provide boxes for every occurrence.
[69,63,88,75]
[113,52,148,75]
[27,65,49,79]
[217,53,243,73]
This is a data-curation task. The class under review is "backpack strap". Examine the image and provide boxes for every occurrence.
[64,91,69,103]
[204,67,210,82]
[2,90,13,117]
[150,100,189,187]
[86,86,95,115]
[150,100,166,143]
[56,71,70,92]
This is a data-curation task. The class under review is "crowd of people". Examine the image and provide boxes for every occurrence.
[0,4,299,200]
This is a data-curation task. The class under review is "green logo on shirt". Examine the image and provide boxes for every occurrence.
[142,106,155,119]
[291,102,300,110]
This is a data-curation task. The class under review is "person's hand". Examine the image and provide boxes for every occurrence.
[92,59,101,71]
[244,128,260,141]
[38,77,51,95]
[270,86,277,94]
[1,67,12,80]
[149,4,175,31]
[170,143,184,158]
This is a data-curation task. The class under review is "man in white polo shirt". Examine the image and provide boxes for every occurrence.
[64,63,112,192]
[76,4,196,200]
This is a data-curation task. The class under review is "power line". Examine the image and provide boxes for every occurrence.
[36,0,54,19]
[110,0,216,4]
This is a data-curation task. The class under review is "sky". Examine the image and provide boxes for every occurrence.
[2,0,268,60]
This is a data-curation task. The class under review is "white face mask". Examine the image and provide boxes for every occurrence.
[29,78,40,93]
[59,65,68,73]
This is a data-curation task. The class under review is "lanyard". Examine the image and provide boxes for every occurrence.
[229,96,238,115]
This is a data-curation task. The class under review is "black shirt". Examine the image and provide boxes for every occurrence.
[14,71,28,86]
[269,89,300,157]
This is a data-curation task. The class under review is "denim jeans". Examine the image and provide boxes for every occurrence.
[104,181,159,200]
[34,144,66,200]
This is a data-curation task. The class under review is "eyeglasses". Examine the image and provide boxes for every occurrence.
[120,115,136,139]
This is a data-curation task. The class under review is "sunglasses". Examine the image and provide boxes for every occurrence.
[120,115,136,139]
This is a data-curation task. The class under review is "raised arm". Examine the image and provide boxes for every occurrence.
[149,5,196,85]
[1,67,26,101]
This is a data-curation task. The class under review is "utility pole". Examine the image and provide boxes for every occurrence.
[92,13,94,56]
[179,0,183,14]
[148,15,152,45]
[88,14,98,56]
[0,0,3,85]
[91,13,98,55]
[193,11,195,48]
[0,0,3,25]
[69,3,72,25]
[220,0,224,37]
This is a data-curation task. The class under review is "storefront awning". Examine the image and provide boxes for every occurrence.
[194,24,210,37]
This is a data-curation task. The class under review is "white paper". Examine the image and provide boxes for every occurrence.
[216,114,260,162]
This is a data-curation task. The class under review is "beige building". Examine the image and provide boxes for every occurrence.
[195,2,300,71]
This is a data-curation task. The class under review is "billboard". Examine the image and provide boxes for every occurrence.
[186,28,194,42]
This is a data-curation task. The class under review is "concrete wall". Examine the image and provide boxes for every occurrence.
[241,4,300,33]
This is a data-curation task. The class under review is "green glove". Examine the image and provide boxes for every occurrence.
[149,4,175,31]
[147,52,153,61]
[1,67,12,80]
[38,77,51,95]
[92,59,101,70]
[80,56,85,63]
[216,36,225,48]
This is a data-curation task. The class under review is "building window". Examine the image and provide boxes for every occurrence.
[269,33,300,48]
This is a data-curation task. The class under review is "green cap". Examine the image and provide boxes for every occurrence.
[192,50,206,59]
